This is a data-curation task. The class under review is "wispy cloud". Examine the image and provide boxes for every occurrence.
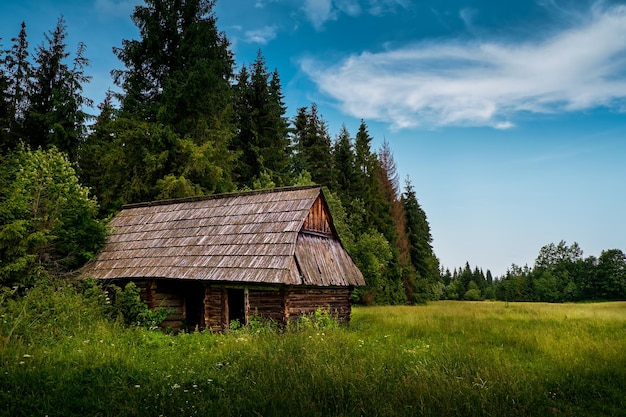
[301,2,626,129]
[302,0,407,29]
[254,0,280,8]
[367,0,409,17]
[94,0,139,18]
[336,0,361,17]
[243,25,278,44]
[303,0,336,29]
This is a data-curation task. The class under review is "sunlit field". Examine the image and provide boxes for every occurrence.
[1,287,625,417]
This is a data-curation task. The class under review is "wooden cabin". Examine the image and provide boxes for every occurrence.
[82,186,365,331]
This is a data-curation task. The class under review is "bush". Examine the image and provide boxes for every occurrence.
[110,282,168,329]
[290,308,339,331]
[464,288,483,301]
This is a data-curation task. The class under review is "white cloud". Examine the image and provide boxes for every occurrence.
[495,121,515,130]
[303,0,336,30]
[243,25,278,44]
[301,3,626,129]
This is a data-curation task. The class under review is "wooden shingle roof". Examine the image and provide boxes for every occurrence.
[83,186,365,287]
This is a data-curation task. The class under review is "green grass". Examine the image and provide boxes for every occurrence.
[1,288,625,416]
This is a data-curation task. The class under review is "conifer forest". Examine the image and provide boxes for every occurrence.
[1,0,625,304]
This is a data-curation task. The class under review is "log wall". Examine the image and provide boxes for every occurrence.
[248,289,285,322]
[201,285,353,330]
[284,287,352,324]
[153,288,186,332]
[204,287,226,331]
[130,281,354,331]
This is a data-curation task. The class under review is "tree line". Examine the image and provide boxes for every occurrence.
[0,0,439,304]
[1,0,623,304]
[439,240,626,302]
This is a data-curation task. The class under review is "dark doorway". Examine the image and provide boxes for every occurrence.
[182,283,205,330]
[227,288,246,325]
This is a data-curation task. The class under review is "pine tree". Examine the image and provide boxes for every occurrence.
[267,68,291,183]
[354,120,374,200]
[0,38,10,152]
[23,17,91,161]
[332,124,357,198]
[4,22,31,149]
[113,0,234,131]
[377,140,416,300]
[78,91,122,215]
[402,177,440,284]
[231,51,290,187]
[290,103,334,187]
[96,0,237,207]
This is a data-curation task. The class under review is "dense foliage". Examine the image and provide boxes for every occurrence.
[0,0,624,304]
[0,0,439,304]
[439,241,626,303]
[0,146,105,289]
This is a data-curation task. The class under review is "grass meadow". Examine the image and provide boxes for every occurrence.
[1,286,625,416]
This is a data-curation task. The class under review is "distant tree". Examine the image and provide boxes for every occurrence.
[597,249,626,300]
[483,270,495,299]
[533,270,560,302]
[495,263,533,301]
[535,240,583,270]
[534,240,584,301]
[464,280,483,301]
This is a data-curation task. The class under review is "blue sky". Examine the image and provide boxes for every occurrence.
[2,0,626,276]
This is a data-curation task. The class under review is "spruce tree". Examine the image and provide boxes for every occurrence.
[78,91,122,215]
[0,39,10,152]
[402,177,440,284]
[290,103,334,188]
[4,22,31,150]
[377,140,415,300]
[354,120,374,200]
[96,0,237,206]
[332,124,357,198]
[231,51,290,188]
[23,17,91,161]
[113,0,234,130]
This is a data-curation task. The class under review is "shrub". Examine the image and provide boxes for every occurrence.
[464,288,483,301]
[110,282,168,329]
[290,308,339,331]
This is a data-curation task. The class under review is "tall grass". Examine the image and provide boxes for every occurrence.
[1,288,625,416]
